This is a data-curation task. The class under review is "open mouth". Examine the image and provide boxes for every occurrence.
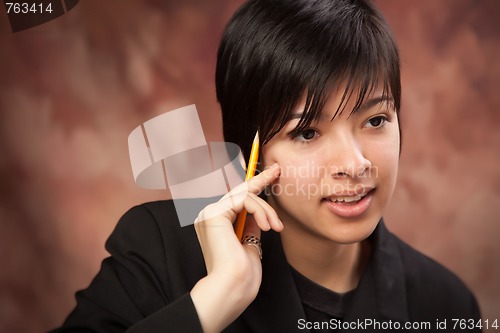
[321,189,375,218]
[323,192,369,205]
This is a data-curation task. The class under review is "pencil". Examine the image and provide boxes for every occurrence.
[235,131,260,240]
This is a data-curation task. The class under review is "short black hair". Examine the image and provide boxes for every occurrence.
[216,0,401,162]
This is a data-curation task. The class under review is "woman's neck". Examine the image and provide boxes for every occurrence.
[280,225,371,293]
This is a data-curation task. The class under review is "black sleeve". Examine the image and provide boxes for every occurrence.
[49,204,204,333]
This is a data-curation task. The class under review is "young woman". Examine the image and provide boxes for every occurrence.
[51,0,481,332]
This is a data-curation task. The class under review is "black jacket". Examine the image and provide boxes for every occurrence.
[51,200,481,332]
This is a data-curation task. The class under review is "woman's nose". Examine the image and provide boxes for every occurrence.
[327,134,372,179]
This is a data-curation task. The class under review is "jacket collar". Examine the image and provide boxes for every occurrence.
[365,220,409,323]
[241,219,409,332]
[341,220,410,329]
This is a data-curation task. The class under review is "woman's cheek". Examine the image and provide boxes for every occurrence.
[279,156,324,198]
[381,131,400,169]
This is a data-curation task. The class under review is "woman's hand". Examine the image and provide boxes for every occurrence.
[190,163,282,333]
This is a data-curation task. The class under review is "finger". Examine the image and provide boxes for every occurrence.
[241,214,262,260]
[194,192,273,240]
[247,192,283,232]
[195,183,247,223]
[243,214,261,238]
[195,164,280,224]
[247,163,281,195]
[243,193,271,231]
[194,202,238,242]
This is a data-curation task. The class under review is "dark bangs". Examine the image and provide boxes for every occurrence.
[216,0,401,162]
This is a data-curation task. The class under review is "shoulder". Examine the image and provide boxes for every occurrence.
[388,231,480,319]
[106,200,206,289]
[392,234,466,292]
[115,199,180,230]
[108,200,188,250]
[110,199,198,243]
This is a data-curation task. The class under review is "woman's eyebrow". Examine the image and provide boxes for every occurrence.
[354,95,394,114]
[288,95,394,121]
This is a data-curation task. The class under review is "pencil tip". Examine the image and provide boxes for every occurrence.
[254,131,259,143]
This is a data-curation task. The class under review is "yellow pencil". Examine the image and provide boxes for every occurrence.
[235,131,260,240]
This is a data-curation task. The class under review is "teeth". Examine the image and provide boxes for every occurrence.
[328,193,366,203]
[344,195,359,202]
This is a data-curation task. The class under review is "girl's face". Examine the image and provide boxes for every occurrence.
[261,87,400,244]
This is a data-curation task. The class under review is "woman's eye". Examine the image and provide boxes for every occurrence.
[294,128,319,142]
[365,116,387,129]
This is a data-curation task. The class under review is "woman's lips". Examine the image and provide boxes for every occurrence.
[321,189,374,218]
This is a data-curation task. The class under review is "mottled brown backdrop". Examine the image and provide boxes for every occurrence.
[0,1,499,332]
